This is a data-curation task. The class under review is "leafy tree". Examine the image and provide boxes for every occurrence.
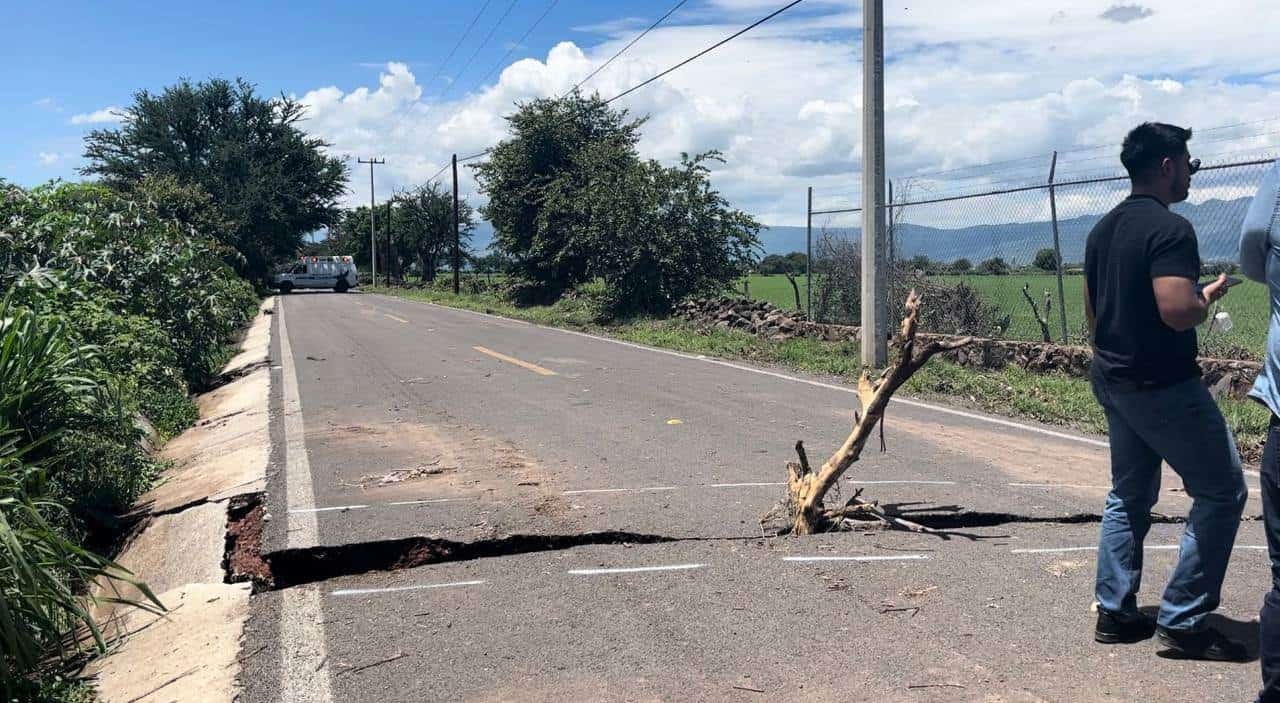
[784,251,808,273]
[473,93,645,300]
[1033,247,1059,272]
[392,183,475,282]
[758,254,791,275]
[977,256,1011,275]
[569,151,760,317]
[81,78,348,283]
[948,258,972,274]
[907,254,935,274]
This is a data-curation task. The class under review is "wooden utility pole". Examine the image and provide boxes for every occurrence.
[358,157,385,284]
[452,154,461,294]
[385,199,393,287]
[861,0,887,366]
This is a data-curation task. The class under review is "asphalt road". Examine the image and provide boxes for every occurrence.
[241,291,1273,702]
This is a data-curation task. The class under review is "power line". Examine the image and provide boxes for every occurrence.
[477,0,561,87]
[424,0,495,90]
[605,0,805,104]
[438,0,521,102]
[429,0,806,177]
[565,0,690,98]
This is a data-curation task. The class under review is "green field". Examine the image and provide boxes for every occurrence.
[745,273,1269,358]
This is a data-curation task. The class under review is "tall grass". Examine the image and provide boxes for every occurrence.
[0,303,161,695]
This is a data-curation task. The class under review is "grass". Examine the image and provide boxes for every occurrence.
[745,273,1269,357]
[373,285,1272,463]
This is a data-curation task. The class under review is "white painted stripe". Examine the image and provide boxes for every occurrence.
[331,580,486,596]
[1012,545,1267,554]
[281,586,334,702]
[288,504,369,514]
[562,486,680,495]
[388,498,456,506]
[709,481,788,488]
[848,479,957,485]
[782,554,929,562]
[1008,483,1111,489]
[568,563,705,575]
[278,301,320,549]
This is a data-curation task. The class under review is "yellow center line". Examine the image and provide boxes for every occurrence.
[384,313,409,323]
[472,346,558,376]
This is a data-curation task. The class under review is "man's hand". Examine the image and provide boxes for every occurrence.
[1153,275,1224,331]
[1200,273,1230,304]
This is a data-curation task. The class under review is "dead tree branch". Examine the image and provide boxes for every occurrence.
[778,290,973,535]
[1021,283,1053,343]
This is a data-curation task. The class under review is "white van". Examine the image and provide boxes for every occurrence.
[273,256,358,293]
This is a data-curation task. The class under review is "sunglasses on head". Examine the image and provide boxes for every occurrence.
[1189,157,1201,175]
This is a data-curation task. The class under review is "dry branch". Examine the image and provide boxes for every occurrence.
[1021,283,1053,343]
[779,289,973,535]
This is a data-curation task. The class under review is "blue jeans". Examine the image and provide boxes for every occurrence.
[1258,416,1280,702]
[1091,373,1247,631]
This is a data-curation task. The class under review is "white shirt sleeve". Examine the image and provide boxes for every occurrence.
[1240,159,1280,283]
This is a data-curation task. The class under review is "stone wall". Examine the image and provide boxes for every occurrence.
[677,296,1261,400]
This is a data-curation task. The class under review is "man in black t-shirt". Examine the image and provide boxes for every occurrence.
[1084,122,1248,660]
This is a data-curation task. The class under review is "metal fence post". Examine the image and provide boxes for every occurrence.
[887,179,895,268]
[806,186,813,316]
[1047,150,1069,343]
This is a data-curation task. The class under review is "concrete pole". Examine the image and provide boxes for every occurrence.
[452,154,461,295]
[861,0,888,366]
[806,186,813,316]
[358,157,385,284]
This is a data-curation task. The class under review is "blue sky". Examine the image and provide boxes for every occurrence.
[6,1,1280,225]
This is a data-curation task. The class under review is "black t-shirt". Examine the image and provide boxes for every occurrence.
[1085,194,1201,387]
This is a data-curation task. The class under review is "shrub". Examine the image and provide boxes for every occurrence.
[977,257,1011,275]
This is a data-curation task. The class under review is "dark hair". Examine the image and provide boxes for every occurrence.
[1120,122,1193,181]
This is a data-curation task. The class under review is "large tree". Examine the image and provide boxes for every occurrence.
[472,92,645,300]
[393,183,475,282]
[81,78,348,283]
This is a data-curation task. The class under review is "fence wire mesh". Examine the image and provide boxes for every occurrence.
[800,152,1277,361]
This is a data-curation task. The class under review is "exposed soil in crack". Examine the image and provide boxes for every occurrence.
[224,493,271,590]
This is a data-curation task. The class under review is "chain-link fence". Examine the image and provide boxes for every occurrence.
[801,152,1277,360]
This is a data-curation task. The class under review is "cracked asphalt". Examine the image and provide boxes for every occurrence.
[240,291,1272,702]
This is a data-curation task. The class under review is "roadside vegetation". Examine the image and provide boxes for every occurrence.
[2,77,345,700]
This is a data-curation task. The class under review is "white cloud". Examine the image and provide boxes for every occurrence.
[288,1,1280,226]
[37,152,61,166]
[33,97,61,112]
[69,107,124,125]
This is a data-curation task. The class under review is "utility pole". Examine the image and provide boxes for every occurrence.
[385,199,393,287]
[861,0,888,366]
[805,186,813,316]
[358,157,385,285]
[451,154,461,295]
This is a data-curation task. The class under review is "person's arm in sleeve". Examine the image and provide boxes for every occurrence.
[1240,159,1280,283]
[1151,222,1224,332]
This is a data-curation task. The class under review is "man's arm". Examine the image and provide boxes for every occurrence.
[1153,274,1225,332]
[1083,278,1095,340]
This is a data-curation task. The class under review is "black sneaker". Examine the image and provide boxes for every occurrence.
[1095,609,1156,644]
[1155,626,1249,661]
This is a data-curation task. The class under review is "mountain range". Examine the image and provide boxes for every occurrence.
[469,196,1252,266]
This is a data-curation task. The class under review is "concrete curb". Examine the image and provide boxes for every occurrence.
[89,297,276,703]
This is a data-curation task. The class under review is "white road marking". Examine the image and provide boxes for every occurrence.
[848,479,957,485]
[277,303,334,703]
[782,555,929,562]
[278,301,320,548]
[562,486,680,495]
[331,580,486,597]
[1012,545,1267,554]
[568,563,705,575]
[388,498,457,506]
[384,313,410,324]
[1008,483,1111,489]
[288,504,369,514]
[708,481,788,488]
